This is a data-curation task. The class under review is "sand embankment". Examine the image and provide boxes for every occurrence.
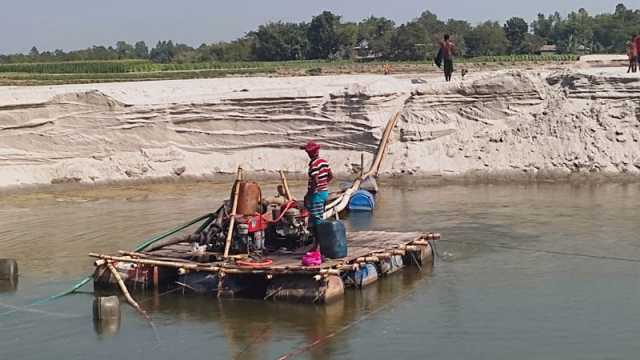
[0,68,639,188]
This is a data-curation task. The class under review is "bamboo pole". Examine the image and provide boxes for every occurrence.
[91,253,219,272]
[224,167,243,258]
[106,262,151,321]
[279,170,294,201]
[323,111,400,219]
[117,251,200,264]
[412,240,432,246]
[91,253,341,275]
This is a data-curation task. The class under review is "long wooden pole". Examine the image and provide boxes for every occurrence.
[106,262,151,321]
[323,111,400,219]
[224,167,243,258]
[279,170,293,201]
[92,253,218,271]
[91,253,342,275]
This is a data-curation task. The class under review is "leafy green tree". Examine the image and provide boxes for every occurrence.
[29,46,39,57]
[134,41,149,59]
[336,22,358,59]
[253,22,309,60]
[150,41,176,63]
[464,21,509,56]
[523,34,546,53]
[531,13,554,41]
[416,10,445,34]
[357,16,395,55]
[115,41,135,59]
[503,17,529,54]
[307,11,342,59]
[387,22,430,60]
[444,19,472,56]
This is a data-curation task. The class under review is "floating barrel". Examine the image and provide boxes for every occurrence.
[0,259,18,281]
[348,190,375,211]
[94,263,176,290]
[347,263,378,288]
[317,220,348,259]
[379,255,404,275]
[93,296,121,335]
[218,274,266,298]
[266,275,344,303]
[404,244,434,267]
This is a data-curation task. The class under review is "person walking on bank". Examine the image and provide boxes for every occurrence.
[635,34,640,72]
[627,40,637,73]
[439,34,456,82]
[302,141,334,242]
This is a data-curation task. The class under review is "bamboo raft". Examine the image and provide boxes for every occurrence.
[90,231,439,304]
[88,111,442,305]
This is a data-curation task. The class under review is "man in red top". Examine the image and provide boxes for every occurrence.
[301,141,333,227]
[439,34,456,82]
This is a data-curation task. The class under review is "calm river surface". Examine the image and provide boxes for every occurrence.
[1,181,640,360]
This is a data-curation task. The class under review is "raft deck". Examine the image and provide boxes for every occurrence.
[133,231,432,272]
[91,231,439,303]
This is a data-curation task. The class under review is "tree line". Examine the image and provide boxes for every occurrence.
[2,3,638,64]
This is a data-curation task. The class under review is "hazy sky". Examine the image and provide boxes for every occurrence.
[1,0,637,54]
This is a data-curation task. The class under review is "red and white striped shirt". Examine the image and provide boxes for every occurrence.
[308,158,333,193]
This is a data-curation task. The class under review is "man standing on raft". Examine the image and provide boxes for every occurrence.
[302,141,334,240]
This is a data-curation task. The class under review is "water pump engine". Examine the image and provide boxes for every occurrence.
[233,214,267,253]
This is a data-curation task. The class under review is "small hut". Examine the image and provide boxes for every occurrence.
[539,44,558,55]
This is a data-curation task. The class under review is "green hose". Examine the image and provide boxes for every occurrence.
[134,213,214,252]
[30,276,93,305]
[31,212,215,305]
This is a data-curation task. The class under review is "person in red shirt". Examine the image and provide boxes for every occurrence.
[301,141,333,229]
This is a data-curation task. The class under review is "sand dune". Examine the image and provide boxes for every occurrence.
[0,69,639,188]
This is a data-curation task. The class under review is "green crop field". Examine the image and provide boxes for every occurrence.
[0,55,578,85]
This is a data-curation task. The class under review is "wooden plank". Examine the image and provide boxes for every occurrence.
[123,231,429,273]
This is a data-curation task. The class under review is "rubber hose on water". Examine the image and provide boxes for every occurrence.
[30,213,215,306]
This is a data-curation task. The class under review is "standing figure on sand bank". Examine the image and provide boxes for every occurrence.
[635,34,640,72]
[627,40,637,73]
[302,141,334,244]
[439,34,456,82]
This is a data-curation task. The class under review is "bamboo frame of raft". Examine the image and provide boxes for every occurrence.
[89,232,440,278]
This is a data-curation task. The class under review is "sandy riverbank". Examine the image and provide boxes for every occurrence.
[0,66,639,189]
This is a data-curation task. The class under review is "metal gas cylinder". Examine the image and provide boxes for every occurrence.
[234,181,262,216]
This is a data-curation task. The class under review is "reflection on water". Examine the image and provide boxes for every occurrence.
[0,278,18,293]
[1,181,640,359]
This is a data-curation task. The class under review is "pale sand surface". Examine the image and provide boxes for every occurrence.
[1,66,639,188]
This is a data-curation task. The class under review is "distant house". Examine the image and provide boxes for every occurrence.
[538,44,558,55]
[352,40,382,61]
[575,45,591,55]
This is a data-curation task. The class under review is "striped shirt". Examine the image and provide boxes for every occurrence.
[308,158,332,193]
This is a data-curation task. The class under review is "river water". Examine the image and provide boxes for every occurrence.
[1,181,639,359]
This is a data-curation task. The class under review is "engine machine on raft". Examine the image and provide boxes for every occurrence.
[192,181,313,256]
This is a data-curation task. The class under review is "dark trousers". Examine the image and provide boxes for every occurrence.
[444,59,453,81]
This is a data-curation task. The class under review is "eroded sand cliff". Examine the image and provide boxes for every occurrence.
[0,68,639,188]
